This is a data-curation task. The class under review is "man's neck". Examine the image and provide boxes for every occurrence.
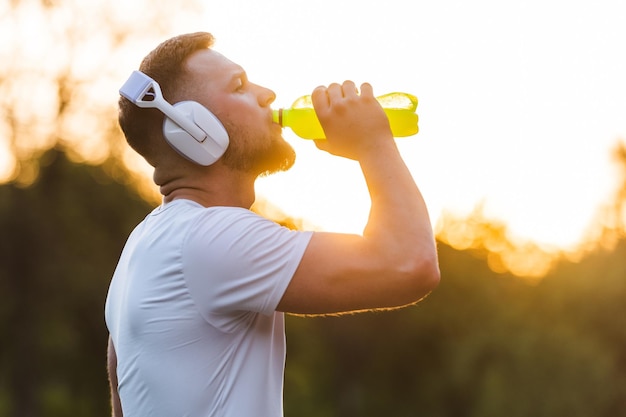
[159,166,257,209]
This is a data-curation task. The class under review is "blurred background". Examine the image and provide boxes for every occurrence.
[1,0,625,416]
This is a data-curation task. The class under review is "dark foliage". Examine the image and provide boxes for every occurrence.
[0,149,153,417]
[1,150,625,416]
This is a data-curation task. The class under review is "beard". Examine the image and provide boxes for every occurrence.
[220,121,296,177]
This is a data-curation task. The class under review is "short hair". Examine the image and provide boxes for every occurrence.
[118,32,215,165]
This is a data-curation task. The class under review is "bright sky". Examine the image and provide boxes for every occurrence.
[187,0,626,251]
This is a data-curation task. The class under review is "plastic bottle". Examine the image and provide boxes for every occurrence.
[272,92,419,139]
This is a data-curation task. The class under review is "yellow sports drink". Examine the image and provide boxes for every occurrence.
[272,92,419,139]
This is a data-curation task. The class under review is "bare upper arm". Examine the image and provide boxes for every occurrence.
[277,231,439,315]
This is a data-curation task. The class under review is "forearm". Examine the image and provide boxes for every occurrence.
[359,140,438,275]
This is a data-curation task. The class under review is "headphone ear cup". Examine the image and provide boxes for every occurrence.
[162,101,229,166]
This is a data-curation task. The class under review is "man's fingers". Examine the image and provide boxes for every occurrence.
[312,81,363,108]
[312,85,329,109]
[326,83,344,102]
[342,80,358,98]
[359,82,374,98]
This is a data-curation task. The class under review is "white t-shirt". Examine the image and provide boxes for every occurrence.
[105,199,312,417]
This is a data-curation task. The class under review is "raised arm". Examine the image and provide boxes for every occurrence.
[277,81,440,315]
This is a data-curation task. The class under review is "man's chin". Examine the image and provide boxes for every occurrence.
[220,127,296,176]
[256,139,296,177]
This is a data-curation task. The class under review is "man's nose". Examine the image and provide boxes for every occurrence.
[257,85,276,107]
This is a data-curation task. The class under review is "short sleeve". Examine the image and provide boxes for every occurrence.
[182,208,312,331]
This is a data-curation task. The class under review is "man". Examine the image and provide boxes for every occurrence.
[105,32,439,417]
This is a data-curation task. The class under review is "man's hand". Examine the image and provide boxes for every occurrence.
[311,81,393,160]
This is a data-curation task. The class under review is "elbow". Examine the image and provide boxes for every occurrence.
[403,248,441,302]
[424,252,441,290]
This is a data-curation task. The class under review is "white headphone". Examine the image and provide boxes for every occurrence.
[119,70,229,166]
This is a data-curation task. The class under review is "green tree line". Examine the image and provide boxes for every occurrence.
[0,147,625,417]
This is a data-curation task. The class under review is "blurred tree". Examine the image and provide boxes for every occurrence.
[0,148,154,416]
[435,204,555,280]
[0,0,203,192]
[596,141,626,246]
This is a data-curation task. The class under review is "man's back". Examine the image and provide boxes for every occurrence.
[105,199,311,416]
